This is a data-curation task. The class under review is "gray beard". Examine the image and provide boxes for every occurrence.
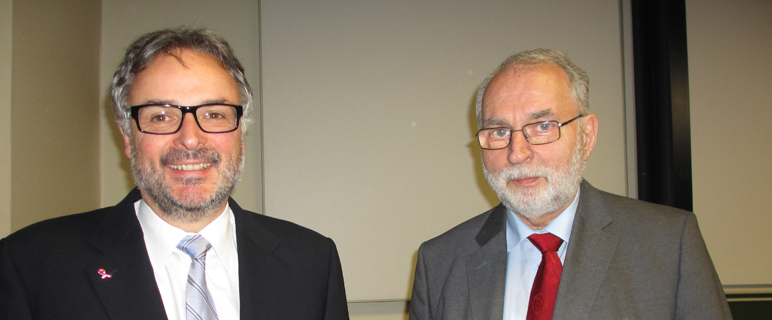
[483,138,585,220]
[130,145,244,223]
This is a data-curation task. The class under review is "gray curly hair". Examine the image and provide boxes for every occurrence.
[110,26,253,138]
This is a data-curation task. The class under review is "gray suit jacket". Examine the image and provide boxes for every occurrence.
[409,180,731,320]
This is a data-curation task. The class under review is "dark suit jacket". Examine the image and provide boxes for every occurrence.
[0,188,349,320]
[410,180,732,320]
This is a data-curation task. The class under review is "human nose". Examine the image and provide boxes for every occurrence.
[174,113,207,150]
[507,130,533,164]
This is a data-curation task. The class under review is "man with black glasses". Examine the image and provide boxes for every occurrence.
[0,27,349,320]
[409,49,731,320]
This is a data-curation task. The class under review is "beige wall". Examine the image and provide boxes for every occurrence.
[687,0,772,291]
[348,301,410,320]
[0,0,11,236]
[5,0,101,233]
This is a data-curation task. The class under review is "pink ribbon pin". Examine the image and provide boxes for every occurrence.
[97,269,112,279]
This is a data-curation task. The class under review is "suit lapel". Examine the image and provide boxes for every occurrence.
[86,189,168,320]
[552,181,619,320]
[231,200,281,319]
[467,205,507,320]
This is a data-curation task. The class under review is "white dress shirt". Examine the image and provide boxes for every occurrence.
[135,200,240,320]
[502,190,580,320]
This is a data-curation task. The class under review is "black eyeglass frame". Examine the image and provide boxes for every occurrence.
[475,114,585,149]
[129,103,244,134]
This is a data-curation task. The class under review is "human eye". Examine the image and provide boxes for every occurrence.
[200,105,235,121]
[489,128,511,139]
[532,121,556,134]
[202,111,225,119]
[149,113,170,122]
[142,107,176,123]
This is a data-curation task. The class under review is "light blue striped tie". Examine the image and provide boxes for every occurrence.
[177,235,219,320]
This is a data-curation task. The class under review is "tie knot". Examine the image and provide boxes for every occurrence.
[528,233,563,253]
[177,234,212,260]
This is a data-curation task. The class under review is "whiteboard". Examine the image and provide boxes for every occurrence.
[260,0,628,301]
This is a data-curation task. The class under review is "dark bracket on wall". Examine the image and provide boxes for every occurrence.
[631,0,693,211]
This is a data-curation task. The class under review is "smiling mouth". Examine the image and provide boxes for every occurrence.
[168,163,213,171]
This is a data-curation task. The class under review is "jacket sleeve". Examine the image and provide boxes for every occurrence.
[324,238,350,320]
[0,238,33,320]
[409,243,430,320]
[674,213,733,320]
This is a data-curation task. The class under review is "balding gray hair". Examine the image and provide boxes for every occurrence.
[475,48,589,129]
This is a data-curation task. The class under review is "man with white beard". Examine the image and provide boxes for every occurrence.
[409,49,731,320]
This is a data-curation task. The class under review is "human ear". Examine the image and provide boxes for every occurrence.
[119,126,132,159]
[580,114,599,160]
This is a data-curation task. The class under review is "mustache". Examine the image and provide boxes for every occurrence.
[160,147,221,166]
[495,163,550,181]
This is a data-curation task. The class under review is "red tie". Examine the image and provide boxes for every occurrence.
[526,233,564,320]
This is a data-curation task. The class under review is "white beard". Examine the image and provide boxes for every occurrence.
[483,136,585,219]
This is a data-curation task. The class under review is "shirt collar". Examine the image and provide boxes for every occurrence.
[198,203,237,272]
[506,188,580,251]
[135,199,237,272]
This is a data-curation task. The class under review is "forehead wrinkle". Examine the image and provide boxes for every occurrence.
[481,90,520,112]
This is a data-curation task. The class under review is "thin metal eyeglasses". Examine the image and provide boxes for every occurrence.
[130,103,244,134]
[475,114,584,149]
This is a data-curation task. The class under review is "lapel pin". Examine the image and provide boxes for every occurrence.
[97,269,112,279]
